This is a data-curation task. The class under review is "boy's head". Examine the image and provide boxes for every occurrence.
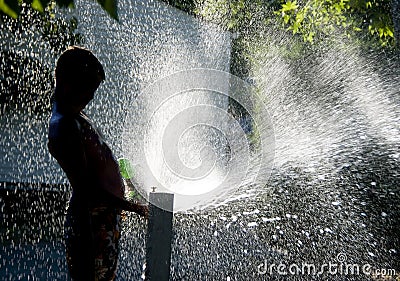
[54,46,105,107]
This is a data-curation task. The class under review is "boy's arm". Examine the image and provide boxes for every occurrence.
[98,189,148,217]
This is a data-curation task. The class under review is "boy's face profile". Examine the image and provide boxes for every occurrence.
[70,83,96,110]
[57,76,99,111]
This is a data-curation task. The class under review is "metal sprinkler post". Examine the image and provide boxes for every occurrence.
[145,189,174,281]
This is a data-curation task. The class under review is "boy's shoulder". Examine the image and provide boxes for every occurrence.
[48,112,80,139]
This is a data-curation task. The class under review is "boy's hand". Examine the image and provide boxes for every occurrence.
[134,203,149,219]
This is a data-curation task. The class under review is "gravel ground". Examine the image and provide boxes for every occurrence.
[1,143,399,281]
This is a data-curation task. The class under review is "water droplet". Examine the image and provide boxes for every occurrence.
[247,222,258,227]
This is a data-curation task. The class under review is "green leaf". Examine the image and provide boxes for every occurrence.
[32,0,51,12]
[97,0,118,21]
[282,0,298,12]
[283,14,290,24]
[385,27,394,38]
[306,31,314,42]
[118,158,134,179]
[378,27,384,38]
[0,0,20,18]
[293,22,300,33]
[295,10,304,23]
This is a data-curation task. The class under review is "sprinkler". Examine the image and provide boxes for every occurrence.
[145,190,174,281]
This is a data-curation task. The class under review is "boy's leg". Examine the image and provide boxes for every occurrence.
[91,206,121,281]
[65,207,95,281]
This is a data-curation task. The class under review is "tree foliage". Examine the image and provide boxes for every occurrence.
[162,0,395,47]
[2,0,394,47]
[0,0,118,20]
[276,0,394,46]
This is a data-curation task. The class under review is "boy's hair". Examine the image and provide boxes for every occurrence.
[54,46,105,102]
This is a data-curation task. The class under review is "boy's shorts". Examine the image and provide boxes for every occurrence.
[65,205,121,281]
